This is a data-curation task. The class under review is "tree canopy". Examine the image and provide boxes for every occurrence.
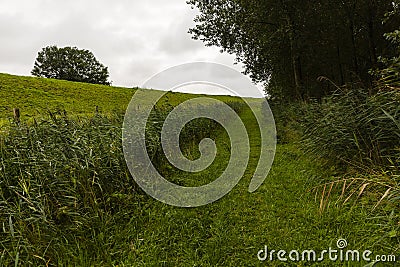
[188,0,400,100]
[32,46,111,85]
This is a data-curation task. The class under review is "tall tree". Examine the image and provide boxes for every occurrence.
[188,0,399,100]
[32,46,111,85]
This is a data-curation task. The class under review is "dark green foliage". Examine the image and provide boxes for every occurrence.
[301,17,400,171]
[31,46,111,85]
[188,0,400,100]
[269,101,310,144]
[373,26,400,90]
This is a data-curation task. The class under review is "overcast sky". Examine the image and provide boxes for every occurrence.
[0,0,263,96]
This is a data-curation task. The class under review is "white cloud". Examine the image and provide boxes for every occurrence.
[158,8,205,55]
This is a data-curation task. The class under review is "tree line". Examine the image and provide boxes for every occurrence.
[188,0,400,100]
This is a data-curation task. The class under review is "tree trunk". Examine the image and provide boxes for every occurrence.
[367,4,377,66]
[287,17,303,100]
[337,44,344,85]
[349,18,359,77]
[13,108,20,123]
[344,1,359,78]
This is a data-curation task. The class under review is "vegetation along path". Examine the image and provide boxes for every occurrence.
[0,75,397,266]
[113,107,390,266]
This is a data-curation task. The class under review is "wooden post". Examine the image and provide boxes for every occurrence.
[13,108,20,122]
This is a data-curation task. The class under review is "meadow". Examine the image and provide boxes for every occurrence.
[0,73,399,266]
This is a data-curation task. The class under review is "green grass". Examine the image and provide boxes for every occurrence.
[0,73,240,125]
[0,73,399,266]
[0,73,134,121]
[109,107,398,266]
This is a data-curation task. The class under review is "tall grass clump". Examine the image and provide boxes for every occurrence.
[0,112,139,265]
[303,88,400,251]
[302,88,400,172]
[0,98,246,265]
[304,23,400,173]
[145,100,246,185]
[302,24,400,249]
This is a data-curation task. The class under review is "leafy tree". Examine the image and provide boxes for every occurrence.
[32,46,111,85]
[188,0,399,100]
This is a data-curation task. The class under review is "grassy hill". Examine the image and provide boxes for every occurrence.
[0,73,237,124]
[0,73,135,120]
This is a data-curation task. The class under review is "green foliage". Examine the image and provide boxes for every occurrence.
[0,113,134,265]
[188,0,400,100]
[302,88,400,172]
[31,46,111,85]
[269,101,308,144]
[373,29,400,90]
[1,109,397,266]
[369,1,400,91]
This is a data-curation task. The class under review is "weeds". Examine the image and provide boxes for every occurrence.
[0,112,134,265]
[0,97,246,265]
[302,88,400,172]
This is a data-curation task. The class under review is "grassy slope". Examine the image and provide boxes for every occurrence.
[0,73,397,266]
[0,73,135,120]
[0,73,236,123]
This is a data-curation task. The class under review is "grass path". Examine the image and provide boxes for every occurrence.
[85,107,388,267]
